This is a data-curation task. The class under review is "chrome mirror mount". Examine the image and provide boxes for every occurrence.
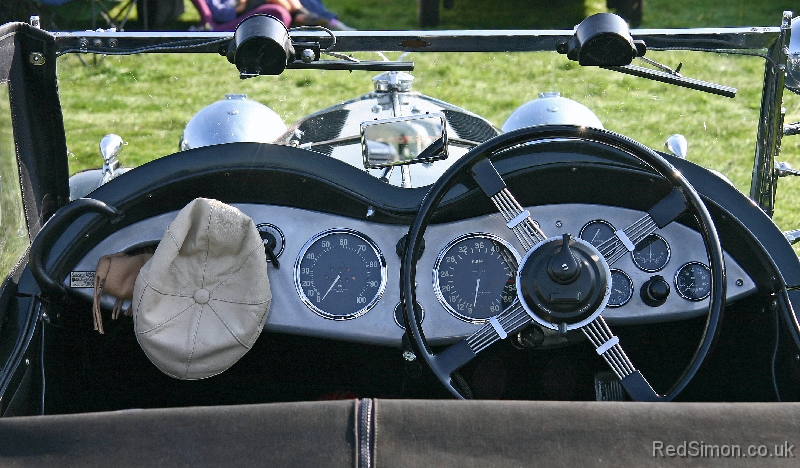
[99,134,124,184]
[664,134,688,159]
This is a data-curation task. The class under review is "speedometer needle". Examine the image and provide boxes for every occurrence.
[473,278,481,307]
[322,274,341,301]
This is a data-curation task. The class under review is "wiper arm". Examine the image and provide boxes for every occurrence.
[601,63,737,98]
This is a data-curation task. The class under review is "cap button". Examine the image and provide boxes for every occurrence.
[193,288,210,304]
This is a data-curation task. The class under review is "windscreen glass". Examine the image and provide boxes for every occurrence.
[53,49,800,229]
[0,81,29,274]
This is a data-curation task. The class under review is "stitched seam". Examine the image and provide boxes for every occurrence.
[207,301,250,348]
[137,300,195,334]
[200,203,213,289]
[208,240,266,295]
[166,228,180,249]
[209,297,270,306]
[138,275,192,298]
[169,262,193,290]
[184,304,204,379]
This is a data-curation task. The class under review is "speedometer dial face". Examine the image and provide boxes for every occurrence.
[295,229,387,320]
[433,233,519,323]
[675,262,711,301]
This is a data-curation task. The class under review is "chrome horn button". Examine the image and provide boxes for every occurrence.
[516,234,612,331]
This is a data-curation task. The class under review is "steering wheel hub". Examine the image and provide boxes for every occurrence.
[517,234,611,331]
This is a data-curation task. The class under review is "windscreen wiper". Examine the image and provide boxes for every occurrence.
[558,13,736,98]
[602,62,737,98]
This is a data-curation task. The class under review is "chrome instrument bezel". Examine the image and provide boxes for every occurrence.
[579,219,617,247]
[294,228,388,320]
[607,268,634,308]
[631,233,671,272]
[432,232,520,324]
[674,261,712,301]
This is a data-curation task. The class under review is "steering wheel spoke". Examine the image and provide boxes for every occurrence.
[433,302,530,376]
[596,187,689,266]
[470,158,547,250]
[582,316,663,401]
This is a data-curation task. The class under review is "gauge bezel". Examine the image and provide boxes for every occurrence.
[255,222,285,258]
[674,261,711,301]
[579,219,617,247]
[432,232,520,324]
[294,228,387,321]
[631,233,671,272]
[607,268,633,308]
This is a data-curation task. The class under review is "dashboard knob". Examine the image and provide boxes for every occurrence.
[641,275,670,307]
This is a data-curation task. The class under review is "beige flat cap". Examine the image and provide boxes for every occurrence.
[132,198,271,380]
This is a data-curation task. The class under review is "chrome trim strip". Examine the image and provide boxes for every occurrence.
[615,229,636,252]
[595,336,620,355]
[489,316,507,340]
[53,28,780,55]
[506,210,531,229]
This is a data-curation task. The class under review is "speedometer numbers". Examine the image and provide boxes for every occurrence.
[433,234,519,323]
[295,229,387,320]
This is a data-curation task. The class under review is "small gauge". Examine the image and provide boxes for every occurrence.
[295,229,387,320]
[579,220,616,248]
[631,234,670,272]
[433,233,519,323]
[675,262,711,301]
[608,269,633,307]
[256,223,285,258]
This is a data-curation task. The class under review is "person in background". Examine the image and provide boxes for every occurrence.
[208,0,354,30]
[299,0,354,31]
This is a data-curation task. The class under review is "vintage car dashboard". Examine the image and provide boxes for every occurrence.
[65,201,756,347]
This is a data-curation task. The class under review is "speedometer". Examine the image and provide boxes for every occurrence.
[433,233,519,323]
[295,229,387,320]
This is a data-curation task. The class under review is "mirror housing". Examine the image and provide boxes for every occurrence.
[361,114,448,169]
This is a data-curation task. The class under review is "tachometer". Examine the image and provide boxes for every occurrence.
[433,233,519,323]
[295,229,387,320]
[675,262,711,301]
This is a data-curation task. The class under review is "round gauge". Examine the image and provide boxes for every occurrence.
[256,223,285,258]
[631,234,670,272]
[579,220,616,248]
[608,269,633,308]
[433,233,519,323]
[675,262,711,301]
[295,229,387,320]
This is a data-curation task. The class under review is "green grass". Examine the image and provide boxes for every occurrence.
[52,0,800,239]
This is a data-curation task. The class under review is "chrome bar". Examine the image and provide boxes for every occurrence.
[749,11,792,217]
[52,27,780,55]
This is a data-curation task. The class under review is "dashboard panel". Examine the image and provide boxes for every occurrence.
[66,202,756,347]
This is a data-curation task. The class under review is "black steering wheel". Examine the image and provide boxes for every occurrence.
[401,125,725,402]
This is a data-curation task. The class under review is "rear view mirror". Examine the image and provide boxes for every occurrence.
[361,113,448,169]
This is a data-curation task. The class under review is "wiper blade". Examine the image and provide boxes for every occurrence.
[601,63,737,98]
